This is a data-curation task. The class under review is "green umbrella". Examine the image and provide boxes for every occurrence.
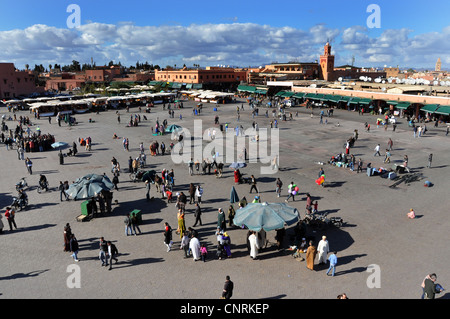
[66,174,114,200]
[165,124,183,133]
[233,202,300,232]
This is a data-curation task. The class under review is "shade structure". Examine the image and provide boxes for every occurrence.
[233,202,300,232]
[230,186,240,204]
[66,174,114,200]
[165,124,182,133]
[51,142,69,149]
[142,170,156,182]
[229,162,246,169]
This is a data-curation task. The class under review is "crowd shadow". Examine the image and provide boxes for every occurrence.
[0,269,49,281]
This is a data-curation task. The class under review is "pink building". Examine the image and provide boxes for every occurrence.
[0,63,40,100]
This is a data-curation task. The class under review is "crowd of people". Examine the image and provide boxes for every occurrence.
[1,92,447,300]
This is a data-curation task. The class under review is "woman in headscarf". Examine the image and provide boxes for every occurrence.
[176,209,185,239]
[163,222,172,252]
[217,208,226,231]
[63,223,72,252]
[234,169,241,184]
[306,240,317,270]
[222,232,232,258]
[227,205,235,228]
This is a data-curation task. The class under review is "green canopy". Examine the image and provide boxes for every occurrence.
[420,104,439,113]
[395,102,411,110]
[434,105,450,115]
[232,202,300,232]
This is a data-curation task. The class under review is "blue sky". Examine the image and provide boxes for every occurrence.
[0,0,449,69]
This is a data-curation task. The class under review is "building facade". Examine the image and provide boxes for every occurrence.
[0,63,40,99]
[154,66,247,85]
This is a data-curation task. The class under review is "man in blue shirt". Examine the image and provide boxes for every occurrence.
[326,251,337,277]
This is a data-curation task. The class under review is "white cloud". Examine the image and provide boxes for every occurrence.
[0,22,449,69]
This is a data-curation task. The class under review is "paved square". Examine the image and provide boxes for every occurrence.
[1,98,449,299]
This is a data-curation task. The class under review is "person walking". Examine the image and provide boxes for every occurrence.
[227,205,235,228]
[63,223,72,252]
[326,251,338,277]
[276,178,283,198]
[248,231,260,260]
[373,144,381,157]
[145,180,151,200]
[306,240,317,271]
[25,157,32,174]
[164,222,173,252]
[189,234,201,261]
[384,149,391,163]
[0,213,4,234]
[99,237,109,267]
[124,214,134,236]
[188,158,194,176]
[387,138,393,151]
[4,207,17,231]
[189,183,195,204]
[422,273,444,299]
[249,175,258,194]
[200,244,208,262]
[107,241,119,270]
[217,208,226,231]
[317,236,329,265]
[59,181,67,201]
[193,203,202,227]
[180,232,190,258]
[131,213,142,236]
[70,233,79,262]
[195,185,203,204]
[59,150,64,165]
[112,173,119,191]
[286,182,296,202]
[222,276,234,299]
[427,153,433,168]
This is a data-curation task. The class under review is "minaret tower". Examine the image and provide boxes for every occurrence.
[320,42,335,81]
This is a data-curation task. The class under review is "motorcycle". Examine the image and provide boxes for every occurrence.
[12,195,28,211]
[304,212,343,230]
[37,180,49,193]
[15,177,28,191]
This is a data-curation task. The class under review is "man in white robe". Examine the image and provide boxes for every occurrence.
[248,232,260,259]
[189,236,201,261]
[317,235,329,265]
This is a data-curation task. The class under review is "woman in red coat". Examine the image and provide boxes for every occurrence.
[234,169,241,184]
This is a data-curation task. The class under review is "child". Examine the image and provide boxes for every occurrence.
[200,244,208,262]
[312,201,318,214]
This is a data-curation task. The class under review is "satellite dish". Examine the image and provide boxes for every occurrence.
[382,80,385,84]
[338,77,343,82]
